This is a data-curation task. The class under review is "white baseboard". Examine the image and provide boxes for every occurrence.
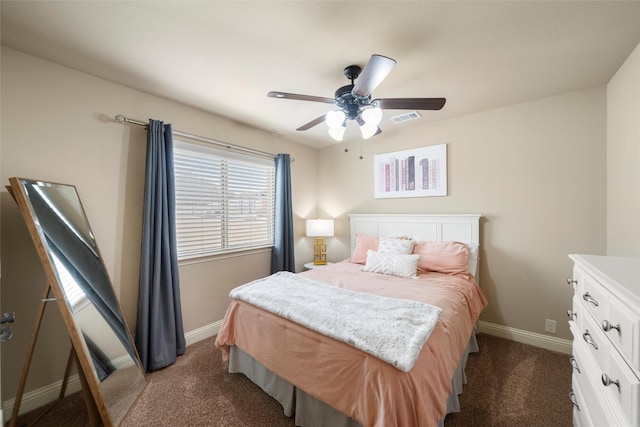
[2,374,82,422]
[478,320,572,355]
[1,320,224,423]
[185,319,222,346]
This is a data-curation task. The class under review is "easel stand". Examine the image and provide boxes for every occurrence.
[8,284,100,427]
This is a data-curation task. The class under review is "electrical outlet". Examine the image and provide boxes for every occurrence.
[545,319,557,335]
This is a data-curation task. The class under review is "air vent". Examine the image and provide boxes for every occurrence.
[390,111,422,124]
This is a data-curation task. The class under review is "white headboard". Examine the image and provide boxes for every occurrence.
[349,213,481,276]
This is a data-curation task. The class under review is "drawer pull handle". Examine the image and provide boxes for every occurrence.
[569,391,580,411]
[567,278,577,286]
[582,292,599,307]
[601,374,620,390]
[583,329,598,350]
[601,320,620,333]
[569,357,581,373]
[567,310,577,320]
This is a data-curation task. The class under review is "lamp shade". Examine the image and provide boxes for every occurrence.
[306,219,334,237]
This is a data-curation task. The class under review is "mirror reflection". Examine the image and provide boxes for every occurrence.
[13,178,146,425]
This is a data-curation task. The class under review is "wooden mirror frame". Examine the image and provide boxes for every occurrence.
[8,177,146,426]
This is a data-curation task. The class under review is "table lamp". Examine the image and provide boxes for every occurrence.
[306,219,334,265]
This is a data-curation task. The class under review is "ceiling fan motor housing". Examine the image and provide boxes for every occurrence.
[335,84,368,120]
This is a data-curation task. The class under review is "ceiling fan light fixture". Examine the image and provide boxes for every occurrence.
[325,110,346,129]
[360,123,378,139]
[361,107,382,127]
[328,126,346,142]
[358,107,382,139]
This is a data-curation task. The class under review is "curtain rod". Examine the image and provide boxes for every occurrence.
[115,115,278,160]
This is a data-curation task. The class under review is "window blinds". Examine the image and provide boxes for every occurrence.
[173,140,275,260]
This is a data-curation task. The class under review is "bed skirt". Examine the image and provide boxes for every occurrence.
[228,329,479,427]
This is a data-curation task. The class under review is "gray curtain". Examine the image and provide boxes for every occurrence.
[271,153,295,273]
[136,119,186,372]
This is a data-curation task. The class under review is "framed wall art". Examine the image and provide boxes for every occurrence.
[374,144,447,199]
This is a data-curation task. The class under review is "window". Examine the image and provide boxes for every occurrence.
[173,139,275,260]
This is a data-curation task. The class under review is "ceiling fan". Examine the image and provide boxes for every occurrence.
[267,54,446,141]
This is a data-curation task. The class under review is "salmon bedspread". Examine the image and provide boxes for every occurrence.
[229,271,443,372]
[215,261,488,427]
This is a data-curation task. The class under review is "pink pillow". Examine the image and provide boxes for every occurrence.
[413,241,469,274]
[351,233,379,264]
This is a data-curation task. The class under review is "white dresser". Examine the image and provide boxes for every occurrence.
[568,254,640,427]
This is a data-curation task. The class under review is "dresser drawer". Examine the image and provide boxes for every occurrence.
[604,346,640,426]
[603,296,640,373]
[571,377,592,427]
[576,301,611,369]
[570,322,610,427]
[569,254,640,427]
[575,265,608,326]
[571,359,612,427]
[570,346,591,427]
[574,264,640,374]
[571,321,639,426]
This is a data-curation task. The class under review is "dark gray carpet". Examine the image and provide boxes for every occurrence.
[15,333,572,426]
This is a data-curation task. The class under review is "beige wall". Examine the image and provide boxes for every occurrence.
[607,42,640,257]
[0,48,317,402]
[318,86,607,342]
[2,40,638,410]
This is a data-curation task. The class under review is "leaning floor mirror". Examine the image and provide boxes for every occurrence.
[9,177,146,426]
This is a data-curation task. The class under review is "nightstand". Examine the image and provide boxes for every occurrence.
[304,262,334,271]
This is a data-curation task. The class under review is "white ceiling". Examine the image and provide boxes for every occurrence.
[2,1,639,148]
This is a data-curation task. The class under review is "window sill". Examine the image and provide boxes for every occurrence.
[178,246,272,266]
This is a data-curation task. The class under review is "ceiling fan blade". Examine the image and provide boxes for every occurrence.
[268,91,335,104]
[352,55,397,98]
[296,115,327,131]
[374,98,446,110]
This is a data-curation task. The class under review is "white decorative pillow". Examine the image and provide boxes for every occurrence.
[362,250,420,279]
[377,237,415,255]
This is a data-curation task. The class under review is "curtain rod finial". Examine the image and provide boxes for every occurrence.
[115,115,126,123]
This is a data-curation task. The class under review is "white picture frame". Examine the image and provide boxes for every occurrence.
[374,144,447,198]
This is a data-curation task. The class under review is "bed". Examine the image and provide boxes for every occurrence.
[215,214,487,426]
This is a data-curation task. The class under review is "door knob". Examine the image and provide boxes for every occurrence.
[0,312,15,342]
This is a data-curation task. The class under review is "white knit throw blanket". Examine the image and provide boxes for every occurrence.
[229,271,442,372]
